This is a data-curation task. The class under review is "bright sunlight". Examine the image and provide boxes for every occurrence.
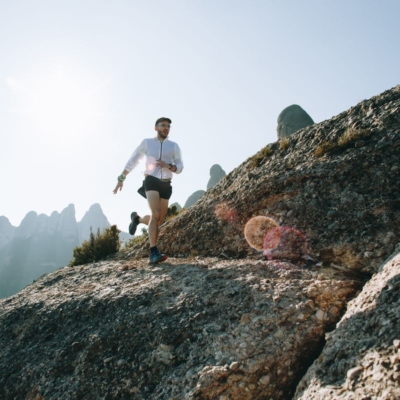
[6,64,107,147]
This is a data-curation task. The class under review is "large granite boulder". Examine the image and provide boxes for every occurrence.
[294,249,400,399]
[207,164,226,190]
[0,85,399,399]
[127,85,400,275]
[0,257,361,400]
[277,104,314,139]
[184,190,206,208]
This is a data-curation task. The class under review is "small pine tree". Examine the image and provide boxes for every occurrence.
[165,205,179,221]
[69,225,121,266]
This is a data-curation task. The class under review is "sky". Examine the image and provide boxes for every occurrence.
[1,0,399,235]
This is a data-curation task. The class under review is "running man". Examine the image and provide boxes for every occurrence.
[113,117,184,264]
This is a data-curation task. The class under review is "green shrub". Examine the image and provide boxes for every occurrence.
[69,225,121,266]
[165,205,179,221]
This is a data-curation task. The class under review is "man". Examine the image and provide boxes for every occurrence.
[113,117,184,264]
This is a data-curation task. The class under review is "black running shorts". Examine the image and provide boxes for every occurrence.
[143,175,172,200]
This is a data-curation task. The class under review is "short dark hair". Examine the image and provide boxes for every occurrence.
[155,117,172,126]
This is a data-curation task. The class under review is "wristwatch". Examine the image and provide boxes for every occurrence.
[168,164,173,170]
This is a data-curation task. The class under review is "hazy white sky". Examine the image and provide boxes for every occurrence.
[1,0,399,233]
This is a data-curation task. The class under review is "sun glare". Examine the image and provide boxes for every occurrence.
[6,65,109,147]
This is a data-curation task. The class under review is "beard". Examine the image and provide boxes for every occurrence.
[159,131,169,139]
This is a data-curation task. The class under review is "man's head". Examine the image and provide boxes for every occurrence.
[155,117,172,139]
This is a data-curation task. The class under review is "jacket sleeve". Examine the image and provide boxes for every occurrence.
[173,143,184,174]
[124,139,147,172]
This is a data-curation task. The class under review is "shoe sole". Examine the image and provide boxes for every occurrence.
[129,212,138,235]
[148,255,168,265]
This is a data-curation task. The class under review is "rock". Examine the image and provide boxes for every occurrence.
[294,251,400,399]
[315,309,326,321]
[207,164,226,190]
[346,366,363,380]
[1,84,399,399]
[0,217,15,251]
[126,84,400,274]
[277,104,314,139]
[229,361,240,371]
[0,257,361,400]
[183,190,206,208]
[77,203,111,242]
[259,374,270,386]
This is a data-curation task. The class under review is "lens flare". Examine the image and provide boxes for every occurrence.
[263,226,282,253]
[215,202,238,223]
[264,225,309,263]
[244,216,279,251]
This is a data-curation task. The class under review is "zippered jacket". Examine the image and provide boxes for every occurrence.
[124,137,184,180]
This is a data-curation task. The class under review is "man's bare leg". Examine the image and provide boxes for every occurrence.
[146,191,162,247]
[159,198,169,226]
[139,198,169,234]
[139,215,150,225]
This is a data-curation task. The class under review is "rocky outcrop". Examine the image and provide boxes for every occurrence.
[0,216,15,251]
[0,86,399,399]
[77,203,111,242]
[0,204,129,299]
[0,205,79,299]
[128,85,400,274]
[294,249,400,399]
[207,164,226,190]
[0,257,362,400]
[184,190,206,208]
[183,164,226,208]
[277,104,314,139]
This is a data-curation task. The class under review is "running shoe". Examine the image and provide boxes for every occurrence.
[149,250,168,264]
[129,212,140,235]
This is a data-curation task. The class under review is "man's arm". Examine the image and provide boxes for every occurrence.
[113,140,147,194]
[124,139,147,172]
[113,169,130,194]
[172,143,184,174]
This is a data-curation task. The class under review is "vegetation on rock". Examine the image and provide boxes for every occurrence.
[68,225,120,266]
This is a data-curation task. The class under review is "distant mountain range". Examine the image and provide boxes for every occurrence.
[0,203,130,299]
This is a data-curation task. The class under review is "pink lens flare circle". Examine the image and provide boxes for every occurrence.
[214,202,238,223]
[263,225,309,262]
[244,216,279,251]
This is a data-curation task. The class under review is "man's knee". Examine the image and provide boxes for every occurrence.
[150,209,161,221]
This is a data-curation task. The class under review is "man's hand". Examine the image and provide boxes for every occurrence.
[113,181,123,194]
[156,160,170,169]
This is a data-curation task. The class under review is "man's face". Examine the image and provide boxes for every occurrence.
[155,121,171,139]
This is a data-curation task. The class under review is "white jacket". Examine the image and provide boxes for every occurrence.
[124,137,184,180]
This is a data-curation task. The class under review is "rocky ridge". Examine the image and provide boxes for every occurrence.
[294,248,400,399]
[0,85,399,399]
[0,216,16,251]
[0,257,362,399]
[128,85,400,275]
